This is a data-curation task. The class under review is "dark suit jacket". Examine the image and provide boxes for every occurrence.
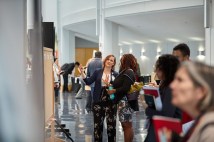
[61,63,75,75]
[83,69,118,103]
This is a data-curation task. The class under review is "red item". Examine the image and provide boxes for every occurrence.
[182,111,193,124]
[143,89,159,97]
[153,116,182,142]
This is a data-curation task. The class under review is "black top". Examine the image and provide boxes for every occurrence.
[145,87,181,118]
[61,63,75,75]
[144,86,181,142]
[113,69,135,104]
[83,69,118,103]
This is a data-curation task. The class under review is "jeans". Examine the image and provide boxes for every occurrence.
[75,77,85,98]
[54,86,59,102]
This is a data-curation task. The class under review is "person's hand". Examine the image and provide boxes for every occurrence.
[54,83,59,88]
[107,89,116,95]
[59,70,65,75]
[149,82,159,88]
[139,95,148,109]
[78,65,84,73]
[142,100,148,109]
[158,127,172,142]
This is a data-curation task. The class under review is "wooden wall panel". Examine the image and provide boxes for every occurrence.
[43,47,54,122]
[75,47,98,76]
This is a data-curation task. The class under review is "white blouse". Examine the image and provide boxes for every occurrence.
[101,72,115,86]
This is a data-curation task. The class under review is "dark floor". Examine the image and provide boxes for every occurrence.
[55,91,147,142]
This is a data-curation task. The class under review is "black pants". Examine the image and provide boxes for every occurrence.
[54,86,59,102]
[93,101,117,142]
[144,121,155,142]
[128,100,139,111]
[63,74,68,91]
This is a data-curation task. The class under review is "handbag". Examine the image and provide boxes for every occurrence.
[127,91,139,101]
[128,82,144,94]
[124,69,144,101]
[125,70,143,94]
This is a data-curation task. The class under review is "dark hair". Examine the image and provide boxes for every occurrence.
[155,54,180,89]
[75,62,80,66]
[173,43,190,57]
[95,51,102,58]
[103,55,116,70]
[54,58,58,62]
[119,54,137,72]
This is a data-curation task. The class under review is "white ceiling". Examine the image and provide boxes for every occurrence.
[64,20,97,41]
[65,6,204,44]
[109,6,204,44]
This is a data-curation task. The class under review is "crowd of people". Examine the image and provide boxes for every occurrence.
[53,43,214,142]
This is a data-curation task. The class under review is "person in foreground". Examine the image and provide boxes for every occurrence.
[79,55,118,142]
[107,54,137,142]
[162,61,214,142]
[144,54,181,142]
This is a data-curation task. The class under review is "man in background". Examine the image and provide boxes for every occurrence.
[172,43,193,132]
[172,43,190,62]
[85,51,102,112]
[61,62,80,92]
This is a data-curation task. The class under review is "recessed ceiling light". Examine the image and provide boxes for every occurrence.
[149,39,160,43]
[157,47,161,52]
[141,48,145,53]
[133,40,144,44]
[167,38,180,42]
[120,49,123,53]
[122,41,132,45]
[198,46,205,51]
[118,43,122,46]
[189,37,204,41]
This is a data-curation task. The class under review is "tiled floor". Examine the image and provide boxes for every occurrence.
[55,91,147,142]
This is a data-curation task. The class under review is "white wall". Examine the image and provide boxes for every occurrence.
[57,0,207,71]
[42,0,58,29]
[105,0,152,7]
[60,29,75,64]
[119,26,144,43]
[205,0,214,65]
[120,41,205,75]
[60,0,96,17]
[75,37,98,48]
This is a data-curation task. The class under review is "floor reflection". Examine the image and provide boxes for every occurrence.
[55,92,147,142]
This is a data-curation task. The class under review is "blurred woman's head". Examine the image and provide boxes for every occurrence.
[103,55,116,70]
[171,62,214,117]
[119,54,137,72]
[155,54,180,88]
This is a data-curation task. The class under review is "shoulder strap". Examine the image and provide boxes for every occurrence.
[124,73,135,84]
[200,122,214,134]
[197,122,214,142]
[110,70,113,84]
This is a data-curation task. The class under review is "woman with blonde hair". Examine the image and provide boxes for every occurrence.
[162,61,214,142]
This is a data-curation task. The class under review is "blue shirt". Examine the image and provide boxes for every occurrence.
[87,58,102,87]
